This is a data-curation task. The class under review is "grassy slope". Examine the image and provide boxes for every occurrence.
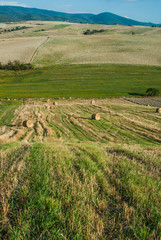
[0,64,161,98]
[0,22,161,67]
[0,99,161,239]
[33,33,161,67]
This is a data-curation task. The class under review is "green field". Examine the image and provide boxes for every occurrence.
[0,99,161,239]
[0,64,161,98]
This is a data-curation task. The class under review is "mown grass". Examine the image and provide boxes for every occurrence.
[0,99,161,239]
[0,100,20,126]
[0,64,161,98]
[0,143,160,239]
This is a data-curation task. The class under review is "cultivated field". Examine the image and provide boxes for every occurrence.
[0,98,161,239]
[0,21,161,67]
[0,20,161,240]
[126,97,161,107]
[0,37,47,64]
[0,64,161,98]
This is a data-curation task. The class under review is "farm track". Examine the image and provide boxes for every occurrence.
[29,36,50,63]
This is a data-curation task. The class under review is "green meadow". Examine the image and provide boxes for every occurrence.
[0,64,161,98]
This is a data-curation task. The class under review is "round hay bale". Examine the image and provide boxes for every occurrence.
[92,113,100,120]
[91,100,95,105]
[53,101,58,106]
[156,108,161,113]
[23,120,34,128]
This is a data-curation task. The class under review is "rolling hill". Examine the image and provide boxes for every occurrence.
[0,6,157,26]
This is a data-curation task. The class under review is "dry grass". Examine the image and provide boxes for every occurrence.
[0,37,46,64]
[0,98,161,239]
[1,98,161,145]
[0,21,161,66]
[33,33,161,67]
[31,23,161,67]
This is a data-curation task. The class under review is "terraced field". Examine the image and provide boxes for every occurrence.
[0,98,161,239]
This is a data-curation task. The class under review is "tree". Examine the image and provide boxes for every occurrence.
[146,88,160,96]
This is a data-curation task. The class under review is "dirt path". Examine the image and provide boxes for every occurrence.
[29,37,50,63]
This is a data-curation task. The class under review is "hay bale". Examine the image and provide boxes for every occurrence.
[23,120,34,128]
[53,101,58,106]
[92,113,100,120]
[91,100,95,105]
[156,108,161,113]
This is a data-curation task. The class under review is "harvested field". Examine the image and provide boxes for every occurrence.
[126,97,161,107]
[0,98,161,240]
[0,37,47,64]
[0,21,161,67]
[1,98,161,144]
[33,33,161,67]
[0,19,161,239]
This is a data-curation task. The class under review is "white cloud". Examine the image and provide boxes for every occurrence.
[0,1,28,7]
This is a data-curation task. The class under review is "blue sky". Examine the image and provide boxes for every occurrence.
[0,0,161,23]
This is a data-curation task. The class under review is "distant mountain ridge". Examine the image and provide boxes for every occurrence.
[0,6,158,26]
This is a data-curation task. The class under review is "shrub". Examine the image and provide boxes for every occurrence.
[0,60,33,70]
[146,88,160,96]
[0,26,31,34]
[83,29,105,35]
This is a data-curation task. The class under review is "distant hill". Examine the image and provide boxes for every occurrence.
[0,6,158,26]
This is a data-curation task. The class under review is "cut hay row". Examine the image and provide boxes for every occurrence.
[1,98,161,145]
[0,99,161,240]
[0,145,30,225]
[1,142,160,239]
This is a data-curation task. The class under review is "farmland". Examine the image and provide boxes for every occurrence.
[0,37,47,64]
[0,64,161,98]
[0,98,161,239]
[0,19,161,240]
[0,21,161,67]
